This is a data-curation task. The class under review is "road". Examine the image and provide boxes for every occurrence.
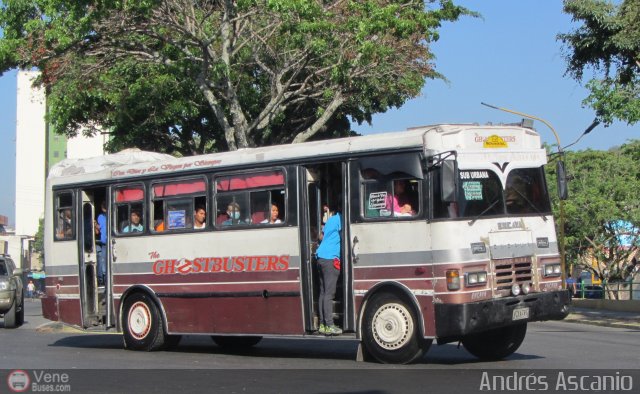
[1,300,638,393]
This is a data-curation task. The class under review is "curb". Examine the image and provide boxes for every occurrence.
[564,314,640,330]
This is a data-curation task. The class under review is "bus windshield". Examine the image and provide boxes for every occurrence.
[435,167,552,219]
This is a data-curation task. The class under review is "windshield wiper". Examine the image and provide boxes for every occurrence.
[467,198,502,226]
[507,187,548,222]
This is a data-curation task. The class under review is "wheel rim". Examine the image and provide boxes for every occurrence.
[372,302,414,350]
[128,301,152,340]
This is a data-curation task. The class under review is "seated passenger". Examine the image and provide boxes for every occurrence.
[122,210,144,233]
[261,203,282,224]
[194,206,206,229]
[222,202,246,226]
[387,180,414,216]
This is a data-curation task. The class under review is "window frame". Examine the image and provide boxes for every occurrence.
[113,183,147,236]
[213,167,288,230]
[150,176,208,233]
[54,190,75,242]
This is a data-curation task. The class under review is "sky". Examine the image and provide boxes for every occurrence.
[0,1,637,227]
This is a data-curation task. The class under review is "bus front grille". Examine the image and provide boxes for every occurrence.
[492,257,533,296]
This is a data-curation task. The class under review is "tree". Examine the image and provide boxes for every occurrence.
[559,0,640,126]
[0,0,472,153]
[33,218,45,266]
[546,141,640,299]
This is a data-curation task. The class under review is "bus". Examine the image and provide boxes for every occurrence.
[42,123,570,364]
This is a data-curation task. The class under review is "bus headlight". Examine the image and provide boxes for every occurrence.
[544,263,562,277]
[465,271,488,287]
[511,284,521,296]
[446,270,460,291]
[521,283,531,295]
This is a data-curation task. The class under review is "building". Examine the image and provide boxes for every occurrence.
[15,70,106,238]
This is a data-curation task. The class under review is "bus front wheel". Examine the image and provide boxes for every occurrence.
[122,292,166,351]
[361,292,430,364]
[462,323,527,360]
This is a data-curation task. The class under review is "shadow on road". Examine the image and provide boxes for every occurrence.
[48,334,543,365]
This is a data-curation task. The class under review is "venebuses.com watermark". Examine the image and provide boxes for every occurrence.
[7,370,71,393]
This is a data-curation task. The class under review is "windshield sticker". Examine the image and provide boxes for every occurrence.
[463,181,483,200]
[368,192,388,209]
[460,171,490,180]
[483,135,509,148]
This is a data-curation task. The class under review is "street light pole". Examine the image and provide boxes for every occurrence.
[481,103,568,288]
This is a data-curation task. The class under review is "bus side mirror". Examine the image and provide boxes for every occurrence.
[556,160,568,200]
[441,160,458,203]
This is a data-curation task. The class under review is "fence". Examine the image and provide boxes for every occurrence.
[573,281,640,300]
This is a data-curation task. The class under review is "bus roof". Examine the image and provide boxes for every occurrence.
[48,123,544,185]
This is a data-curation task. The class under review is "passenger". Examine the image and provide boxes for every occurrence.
[261,203,282,224]
[59,208,73,238]
[122,210,144,233]
[194,206,206,229]
[222,202,245,226]
[316,203,342,336]
[389,180,413,216]
[95,201,107,286]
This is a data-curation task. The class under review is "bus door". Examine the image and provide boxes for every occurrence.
[78,188,110,328]
[299,162,354,333]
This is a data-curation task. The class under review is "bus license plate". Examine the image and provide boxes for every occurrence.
[512,307,530,321]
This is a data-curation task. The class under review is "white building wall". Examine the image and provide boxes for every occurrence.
[15,70,46,236]
[15,70,106,237]
[66,127,106,159]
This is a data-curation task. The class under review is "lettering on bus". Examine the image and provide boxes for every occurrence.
[152,255,290,275]
[112,160,222,178]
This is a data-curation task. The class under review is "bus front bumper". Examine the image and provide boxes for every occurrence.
[434,290,570,342]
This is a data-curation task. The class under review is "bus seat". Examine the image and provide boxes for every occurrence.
[216,213,229,225]
[251,211,266,224]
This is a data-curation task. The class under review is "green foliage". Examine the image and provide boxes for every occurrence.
[33,218,44,265]
[546,141,640,293]
[559,0,640,125]
[0,0,474,152]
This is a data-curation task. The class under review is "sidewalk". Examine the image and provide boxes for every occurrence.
[564,306,640,330]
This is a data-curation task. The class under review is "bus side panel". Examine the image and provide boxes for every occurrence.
[161,296,303,334]
[57,299,83,326]
[350,221,435,337]
[41,296,58,322]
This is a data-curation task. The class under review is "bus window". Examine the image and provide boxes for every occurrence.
[215,170,286,228]
[114,185,145,235]
[361,170,420,219]
[505,168,551,215]
[433,168,504,219]
[152,178,207,232]
[54,191,74,240]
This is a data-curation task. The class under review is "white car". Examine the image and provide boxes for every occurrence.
[0,255,24,328]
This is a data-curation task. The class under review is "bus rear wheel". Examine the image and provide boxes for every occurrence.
[211,336,262,348]
[361,292,430,364]
[122,292,166,351]
[462,323,527,360]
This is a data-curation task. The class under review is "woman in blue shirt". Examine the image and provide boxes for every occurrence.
[316,206,342,335]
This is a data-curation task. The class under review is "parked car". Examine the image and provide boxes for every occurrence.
[0,255,24,328]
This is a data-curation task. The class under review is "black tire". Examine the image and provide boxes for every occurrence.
[211,336,262,348]
[462,323,527,360]
[122,292,166,351]
[3,299,17,329]
[16,289,24,327]
[361,292,431,364]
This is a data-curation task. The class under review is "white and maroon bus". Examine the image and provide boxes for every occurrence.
[42,123,570,364]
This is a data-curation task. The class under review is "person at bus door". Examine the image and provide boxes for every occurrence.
[194,206,206,229]
[95,201,108,286]
[122,210,144,233]
[316,204,342,336]
[222,202,245,226]
[27,280,35,300]
[261,203,282,224]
